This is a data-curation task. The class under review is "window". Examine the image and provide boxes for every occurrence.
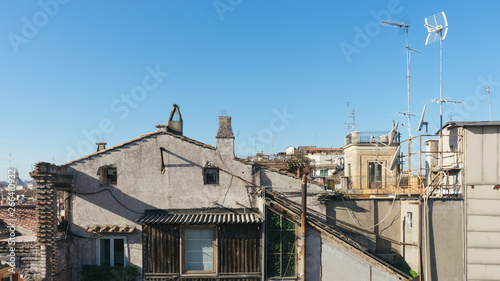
[204,168,219,185]
[100,166,117,186]
[184,227,215,272]
[266,210,296,278]
[347,163,351,177]
[106,168,117,185]
[406,212,413,228]
[368,162,383,189]
[320,169,328,176]
[97,237,126,266]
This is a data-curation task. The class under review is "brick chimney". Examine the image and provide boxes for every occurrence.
[216,116,235,158]
[96,143,107,152]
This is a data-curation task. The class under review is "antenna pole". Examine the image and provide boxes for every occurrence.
[406,26,412,182]
[488,85,492,121]
[346,102,350,134]
[440,31,443,134]
[406,26,411,135]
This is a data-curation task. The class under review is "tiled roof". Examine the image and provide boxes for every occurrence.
[138,208,261,224]
[0,206,37,235]
[86,226,135,233]
[303,148,342,152]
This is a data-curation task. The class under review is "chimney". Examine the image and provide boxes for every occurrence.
[216,116,235,158]
[167,104,183,135]
[96,143,107,152]
[156,124,168,132]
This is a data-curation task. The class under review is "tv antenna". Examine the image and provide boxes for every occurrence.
[345,102,357,134]
[488,85,492,121]
[380,19,421,138]
[424,11,448,134]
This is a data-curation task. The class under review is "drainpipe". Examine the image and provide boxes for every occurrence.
[301,174,307,281]
[261,189,266,281]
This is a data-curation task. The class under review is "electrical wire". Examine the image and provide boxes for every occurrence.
[73,188,144,214]
[340,176,402,230]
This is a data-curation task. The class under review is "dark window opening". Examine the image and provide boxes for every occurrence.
[204,168,219,185]
[106,168,117,185]
[368,162,383,189]
[266,209,296,278]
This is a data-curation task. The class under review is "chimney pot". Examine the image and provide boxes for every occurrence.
[96,143,107,152]
[156,124,168,132]
[216,117,235,138]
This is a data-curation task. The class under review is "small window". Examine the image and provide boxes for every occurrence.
[407,212,413,228]
[204,168,219,185]
[100,167,117,186]
[320,169,328,176]
[97,237,126,266]
[184,228,215,272]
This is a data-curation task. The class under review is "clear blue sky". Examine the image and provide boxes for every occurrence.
[1,0,499,180]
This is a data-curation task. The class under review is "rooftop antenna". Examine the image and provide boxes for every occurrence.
[380,19,421,137]
[488,85,492,121]
[424,11,448,134]
[345,102,357,134]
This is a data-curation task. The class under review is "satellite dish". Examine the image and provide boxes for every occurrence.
[389,146,401,171]
[424,12,448,45]
[418,104,427,131]
[388,121,399,146]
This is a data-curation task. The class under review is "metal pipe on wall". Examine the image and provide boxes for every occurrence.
[301,174,307,281]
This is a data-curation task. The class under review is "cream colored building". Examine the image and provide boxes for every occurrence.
[343,131,399,191]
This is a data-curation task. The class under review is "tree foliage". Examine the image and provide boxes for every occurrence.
[284,153,311,174]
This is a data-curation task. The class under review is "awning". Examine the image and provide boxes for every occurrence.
[138,208,262,224]
[86,225,135,233]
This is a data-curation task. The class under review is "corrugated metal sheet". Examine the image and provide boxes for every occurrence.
[466,184,500,280]
[139,212,261,224]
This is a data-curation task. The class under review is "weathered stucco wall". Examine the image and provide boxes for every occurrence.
[321,233,403,281]
[326,198,402,263]
[422,198,464,281]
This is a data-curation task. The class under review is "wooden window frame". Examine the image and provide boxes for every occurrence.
[180,225,218,276]
[368,161,383,189]
[96,236,128,267]
[266,209,297,278]
[203,168,219,185]
[99,166,117,186]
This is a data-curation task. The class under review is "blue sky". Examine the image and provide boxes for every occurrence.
[1,0,499,180]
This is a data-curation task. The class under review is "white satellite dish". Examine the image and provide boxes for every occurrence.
[389,146,401,171]
[424,12,448,45]
[388,121,399,146]
[418,104,428,132]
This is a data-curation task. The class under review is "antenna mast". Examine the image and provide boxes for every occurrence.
[380,19,420,137]
[488,85,492,121]
[346,102,357,134]
[424,12,449,134]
